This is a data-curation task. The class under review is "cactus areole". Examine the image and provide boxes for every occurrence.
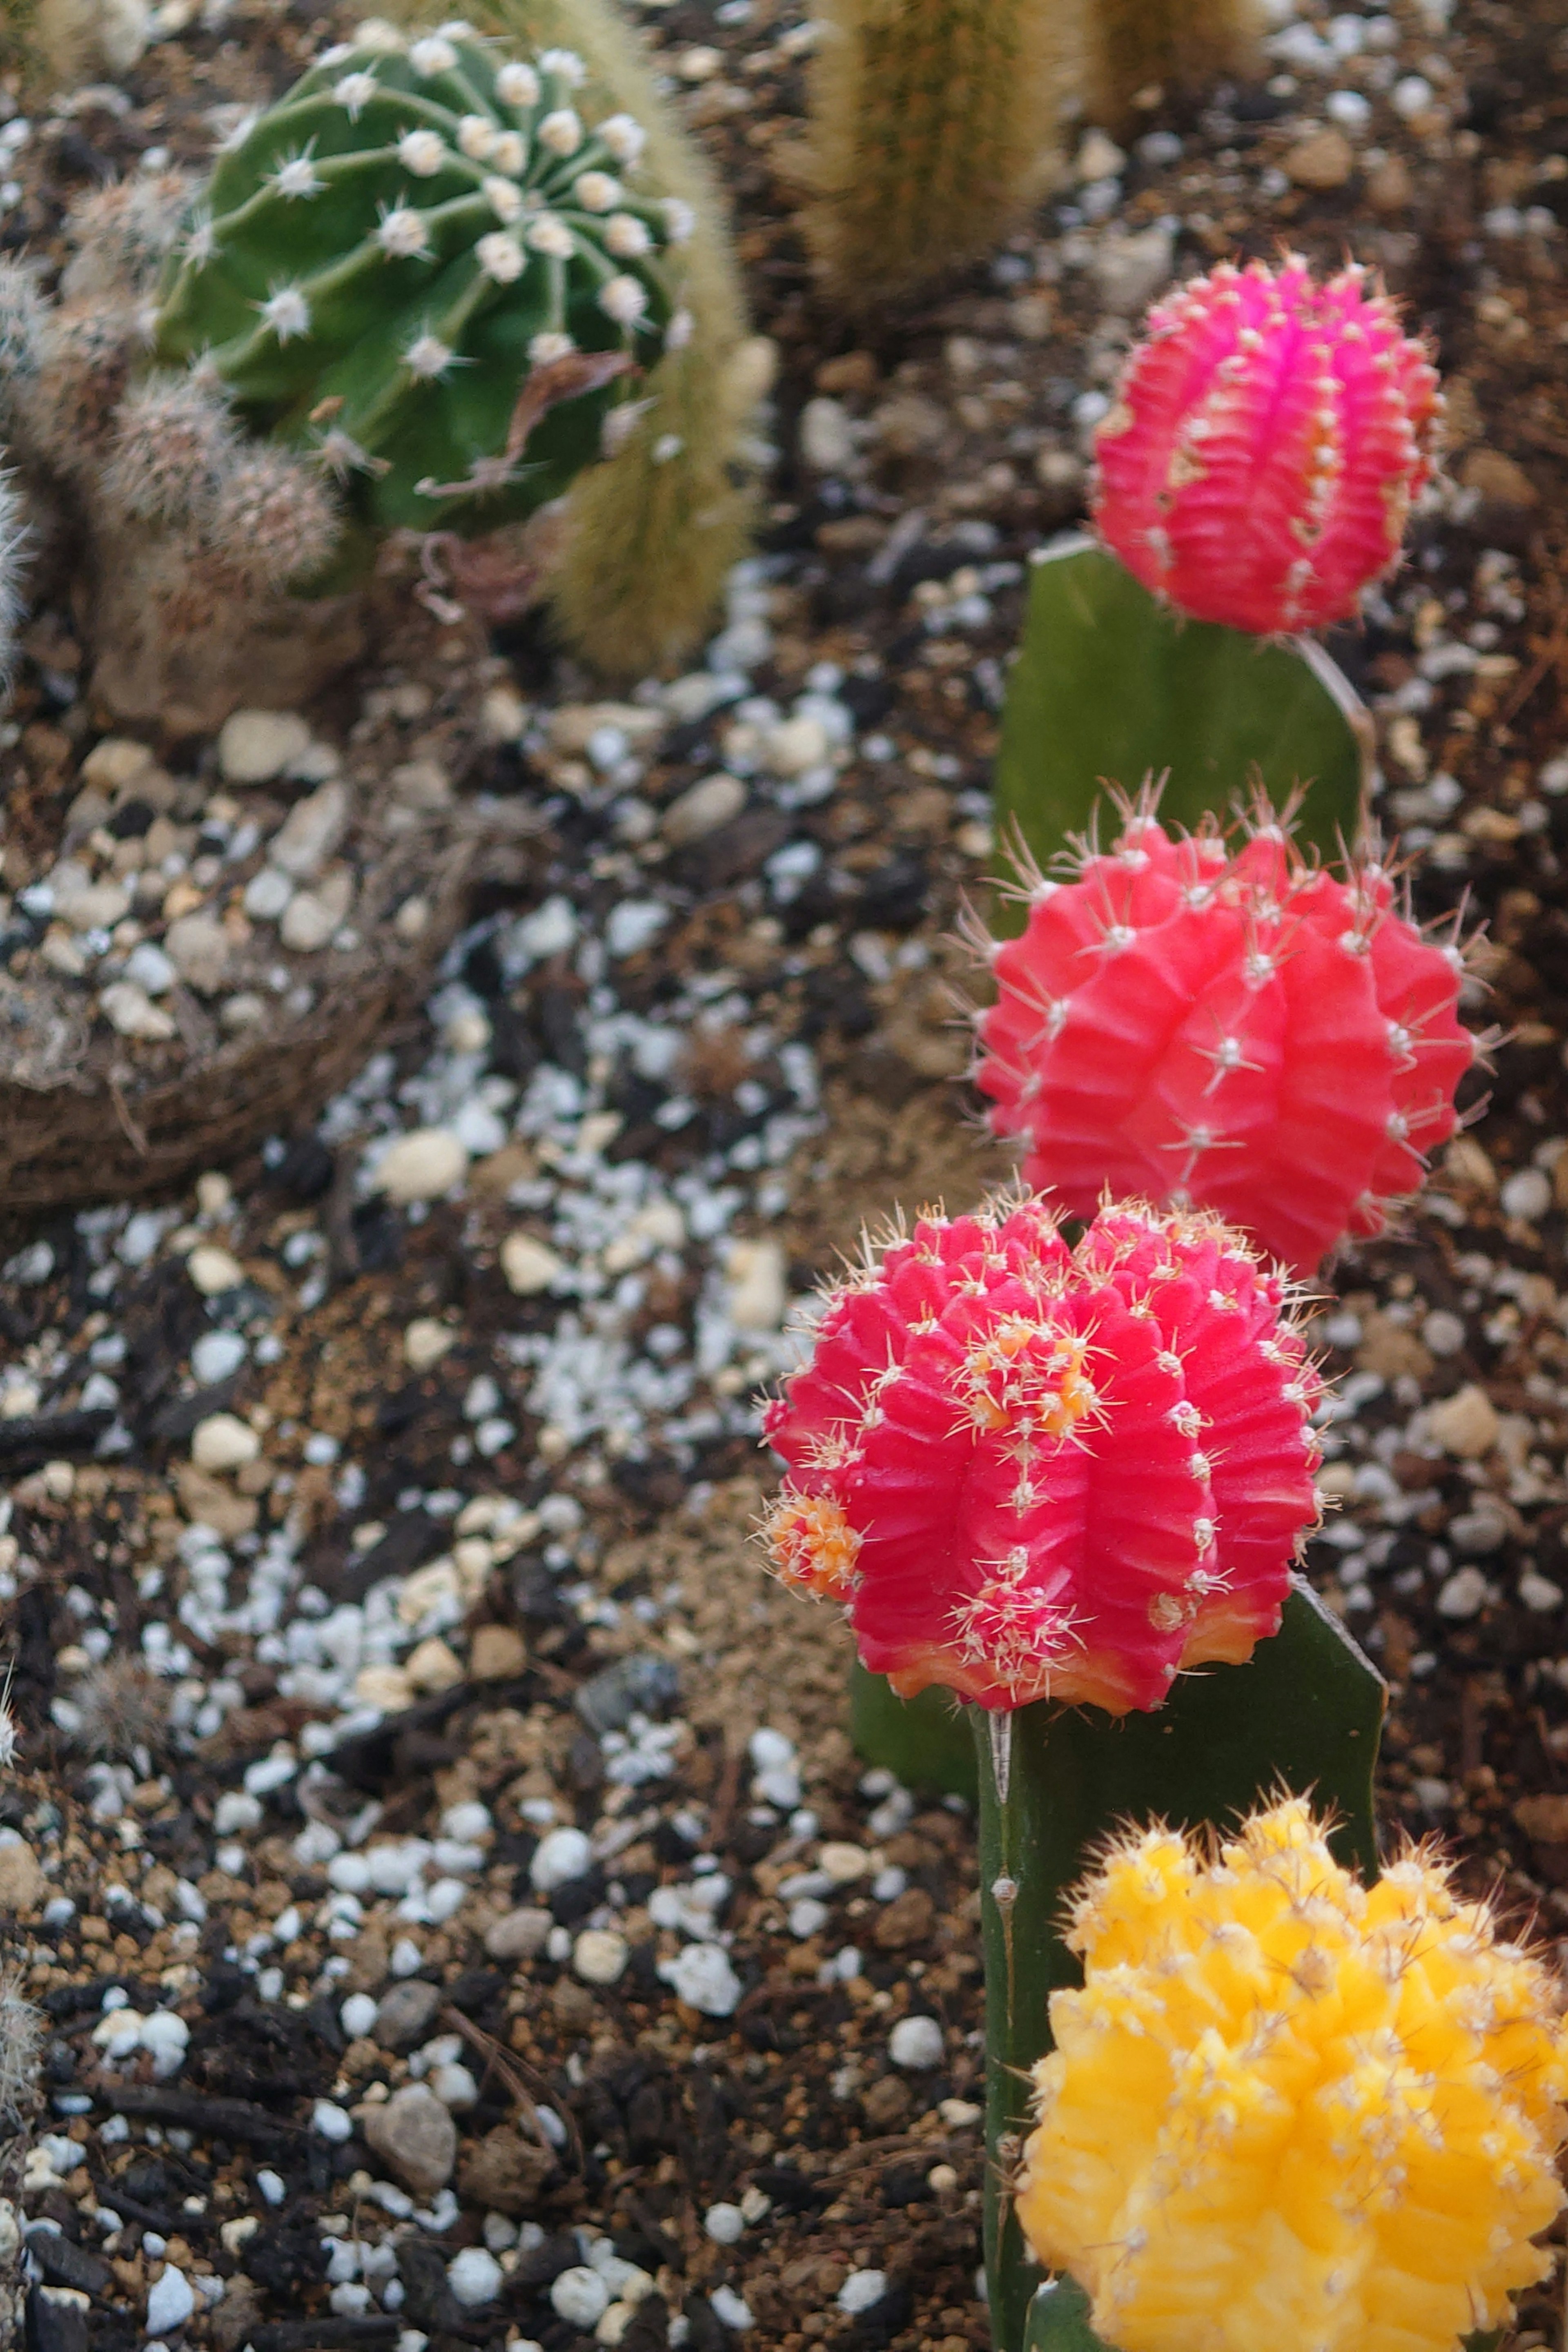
[153,18,691,539]
[1092,256,1442,636]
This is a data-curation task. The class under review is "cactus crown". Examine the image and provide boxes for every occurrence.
[152,16,692,537]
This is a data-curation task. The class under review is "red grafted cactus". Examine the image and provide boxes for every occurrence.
[974,797,1476,1276]
[1092,255,1442,635]
[762,1195,1321,1715]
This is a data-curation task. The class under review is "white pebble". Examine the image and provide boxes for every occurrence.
[1392,73,1434,116]
[530,1826,592,1892]
[1502,1167,1552,1221]
[147,2266,196,2334]
[187,1244,245,1296]
[501,1233,563,1295]
[551,2267,610,2329]
[573,1928,629,1985]
[447,2248,503,2308]
[1421,1310,1465,1358]
[1436,1565,1491,1620]
[657,1943,742,2017]
[710,2285,753,2332]
[191,1413,260,1473]
[889,2014,944,2070]
[192,1330,247,1384]
[376,1129,469,1204]
[218,709,311,784]
[704,2203,744,2245]
[312,2099,354,2142]
[341,1993,379,2039]
[837,2271,887,2317]
[1521,1572,1563,1612]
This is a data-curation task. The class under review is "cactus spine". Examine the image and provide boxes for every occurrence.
[1085,0,1261,135]
[802,0,1070,307]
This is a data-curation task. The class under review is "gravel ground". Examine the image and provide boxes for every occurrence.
[7,1,1568,2350]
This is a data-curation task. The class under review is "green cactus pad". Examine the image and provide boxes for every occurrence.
[154,17,690,535]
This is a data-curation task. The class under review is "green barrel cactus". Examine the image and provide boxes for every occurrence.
[153,16,693,542]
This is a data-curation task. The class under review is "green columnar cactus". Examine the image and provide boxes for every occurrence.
[802,0,1071,308]
[1085,0,1260,136]
[153,19,688,545]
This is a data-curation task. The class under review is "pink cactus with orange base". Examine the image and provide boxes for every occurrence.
[762,1193,1321,1717]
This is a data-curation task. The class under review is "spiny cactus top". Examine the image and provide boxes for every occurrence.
[973,793,1475,1276]
[153,18,692,536]
[1017,1797,1568,2352]
[1093,256,1442,635]
[762,1194,1321,1716]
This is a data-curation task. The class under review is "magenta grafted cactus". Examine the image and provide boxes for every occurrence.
[1092,255,1442,636]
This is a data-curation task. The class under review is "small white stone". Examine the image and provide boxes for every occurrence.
[483,1906,553,1960]
[164,912,229,993]
[404,1318,457,1370]
[501,1233,563,1294]
[62,880,131,929]
[1421,1310,1465,1357]
[704,2202,744,2245]
[837,2271,887,2317]
[1427,1384,1500,1459]
[312,2098,354,2142]
[187,1244,244,1296]
[270,780,349,881]
[799,397,854,473]
[818,1842,869,1884]
[1076,128,1125,180]
[341,1993,379,2039]
[530,1826,592,1893]
[147,2266,196,2334]
[192,1331,247,1385]
[551,2268,610,2329]
[606,900,668,958]
[191,1413,260,1473]
[448,2248,503,2309]
[710,2285,753,2332]
[123,942,176,996]
[1521,1571,1564,1613]
[218,710,312,785]
[657,1942,742,2017]
[99,981,177,1041]
[762,715,831,778]
[726,1238,786,1332]
[889,2014,944,2070]
[1502,1166,1552,1221]
[280,889,340,953]
[573,1928,629,1985]
[1436,1565,1491,1620]
[663,772,746,845]
[376,1128,469,1203]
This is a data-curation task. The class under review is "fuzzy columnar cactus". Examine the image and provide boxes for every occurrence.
[1094,256,1443,635]
[973,796,1475,1276]
[0,472,29,681]
[762,1194,1320,1716]
[153,18,691,541]
[803,0,1069,307]
[1017,1797,1568,2352]
[1085,0,1259,137]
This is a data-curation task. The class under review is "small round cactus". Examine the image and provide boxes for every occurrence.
[973,793,1476,1276]
[153,16,692,539]
[762,1192,1321,1716]
[1093,256,1443,635]
[1017,1798,1568,2352]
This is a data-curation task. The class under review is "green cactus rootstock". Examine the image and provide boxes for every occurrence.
[153,20,692,541]
[993,538,1370,933]
[804,0,1068,306]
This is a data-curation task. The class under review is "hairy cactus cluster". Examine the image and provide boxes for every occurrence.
[1017,1797,1568,2352]
[1094,256,1443,636]
[763,1194,1321,1716]
[973,793,1476,1276]
[153,16,691,539]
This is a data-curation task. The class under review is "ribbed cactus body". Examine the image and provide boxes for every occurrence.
[154,20,688,540]
[804,0,1068,306]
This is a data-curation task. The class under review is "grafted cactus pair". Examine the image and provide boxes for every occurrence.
[0,2,757,725]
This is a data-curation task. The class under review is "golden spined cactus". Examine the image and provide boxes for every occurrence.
[1085,0,1261,138]
[802,0,1071,310]
[1017,1798,1568,2352]
[385,0,758,676]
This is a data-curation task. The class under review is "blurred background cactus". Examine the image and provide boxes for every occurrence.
[1085,0,1261,138]
[0,0,149,90]
[802,0,1070,307]
[0,7,757,727]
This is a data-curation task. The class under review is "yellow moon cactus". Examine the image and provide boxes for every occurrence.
[1016,1797,1568,2352]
